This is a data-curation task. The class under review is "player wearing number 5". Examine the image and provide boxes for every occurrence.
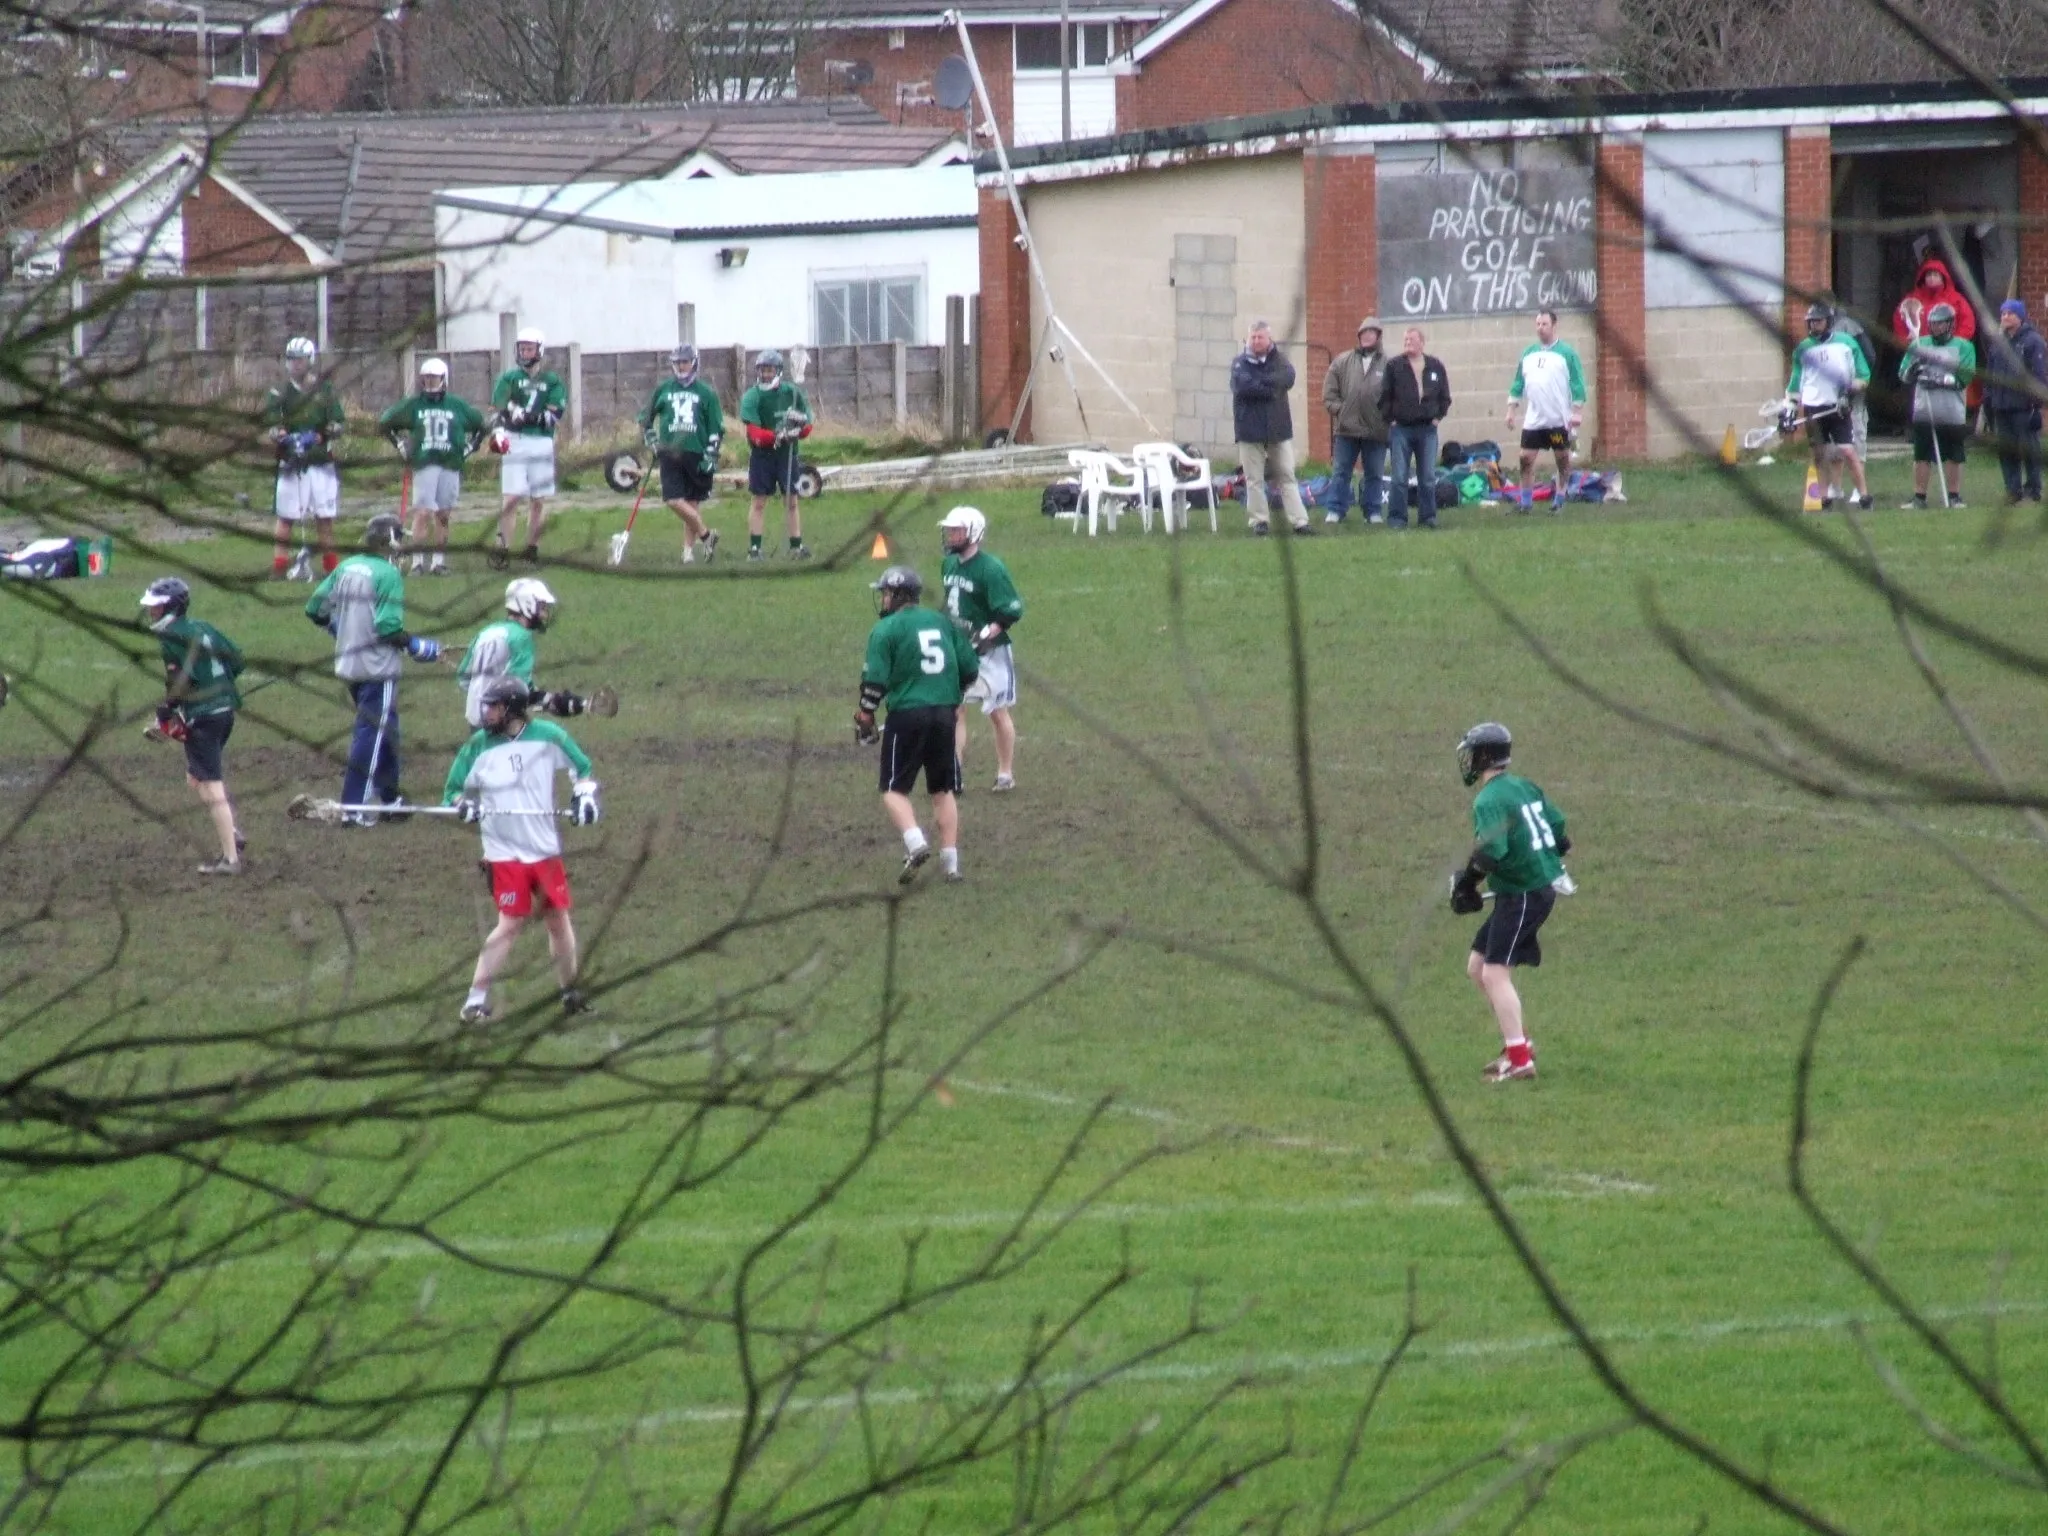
[856,566,979,884]
[638,345,723,563]
[379,358,485,575]
[1448,722,1571,1083]
[938,506,1023,792]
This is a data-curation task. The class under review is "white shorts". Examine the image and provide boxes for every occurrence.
[275,464,339,522]
[966,643,1017,713]
[500,434,556,499]
[410,464,462,513]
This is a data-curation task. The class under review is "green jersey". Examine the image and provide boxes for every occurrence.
[306,554,407,682]
[378,392,487,469]
[263,377,344,466]
[492,368,567,437]
[940,548,1023,650]
[862,603,979,712]
[1506,340,1586,431]
[641,377,724,456]
[156,615,244,717]
[1899,335,1977,427]
[740,379,812,440]
[456,618,537,726]
[1471,772,1567,896]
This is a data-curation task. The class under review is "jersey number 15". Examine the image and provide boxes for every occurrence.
[1518,802,1556,850]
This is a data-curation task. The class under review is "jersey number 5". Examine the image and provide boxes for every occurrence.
[1518,802,1556,850]
[917,629,947,674]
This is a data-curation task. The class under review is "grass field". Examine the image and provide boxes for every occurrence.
[4,452,2047,1533]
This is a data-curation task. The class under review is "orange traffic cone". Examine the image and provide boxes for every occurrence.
[870,531,891,559]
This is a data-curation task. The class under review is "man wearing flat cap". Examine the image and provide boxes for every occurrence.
[1321,317,1391,525]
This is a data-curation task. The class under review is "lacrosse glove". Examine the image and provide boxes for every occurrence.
[456,797,482,825]
[406,636,442,663]
[145,704,189,743]
[853,708,880,746]
[1449,867,1486,915]
[570,778,601,826]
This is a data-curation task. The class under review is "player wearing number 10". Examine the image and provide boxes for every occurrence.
[1449,722,1570,1083]
[379,358,486,575]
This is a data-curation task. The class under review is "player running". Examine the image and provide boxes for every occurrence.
[379,357,486,575]
[638,344,723,563]
[739,349,812,561]
[445,676,601,1023]
[856,565,979,883]
[265,336,344,578]
[304,514,443,825]
[140,577,246,874]
[1785,302,1873,512]
[938,506,1024,792]
[1502,308,1586,515]
[491,329,567,568]
[1448,722,1572,1083]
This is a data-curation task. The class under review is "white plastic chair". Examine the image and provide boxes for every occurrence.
[1131,442,1216,533]
[1065,449,1149,535]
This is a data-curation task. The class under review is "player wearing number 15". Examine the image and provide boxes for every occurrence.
[1448,722,1570,1083]
[379,358,486,575]
[857,566,979,884]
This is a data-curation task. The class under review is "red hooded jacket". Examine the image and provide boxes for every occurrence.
[1893,257,1979,343]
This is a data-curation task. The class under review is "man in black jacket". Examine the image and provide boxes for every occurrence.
[1376,326,1453,529]
[1230,321,1314,536]
[1987,299,2048,504]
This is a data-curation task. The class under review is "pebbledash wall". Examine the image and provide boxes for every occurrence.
[978,83,2048,463]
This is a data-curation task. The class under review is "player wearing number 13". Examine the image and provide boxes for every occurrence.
[857,566,978,884]
[1448,722,1570,1083]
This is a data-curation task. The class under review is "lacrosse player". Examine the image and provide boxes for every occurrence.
[304,514,443,825]
[857,565,978,883]
[739,349,812,561]
[379,357,486,575]
[938,506,1024,792]
[491,329,567,568]
[637,344,723,563]
[1900,302,1977,508]
[444,676,601,1023]
[1502,309,1586,515]
[265,337,345,578]
[454,577,607,728]
[140,577,246,874]
[1785,303,1872,512]
[1449,723,1571,1083]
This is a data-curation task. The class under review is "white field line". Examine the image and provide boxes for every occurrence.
[74,1297,2047,1483]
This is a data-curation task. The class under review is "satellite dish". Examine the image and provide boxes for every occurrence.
[935,55,973,111]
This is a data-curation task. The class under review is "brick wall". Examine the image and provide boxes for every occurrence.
[91,0,391,117]
[1594,135,1647,459]
[797,22,1010,135]
[1302,147,1374,459]
[2020,127,2048,312]
[1782,126,1832,339]
[183,177,311,274]
[1117,0,1424,132]
[979,186,1032,441]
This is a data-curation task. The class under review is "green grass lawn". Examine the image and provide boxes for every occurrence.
[4,452,2046,1533]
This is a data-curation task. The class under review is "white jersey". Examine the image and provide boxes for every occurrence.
[1509,341,1586,431]
[442,718,591,863]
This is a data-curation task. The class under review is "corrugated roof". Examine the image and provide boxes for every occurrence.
[1363,0,1614,80]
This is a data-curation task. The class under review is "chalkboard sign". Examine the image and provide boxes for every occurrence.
[1377,168,1597,320]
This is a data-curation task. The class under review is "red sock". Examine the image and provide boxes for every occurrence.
[1506,1040,1534,1068]
[272,553,288,572]
[321,551,339,572]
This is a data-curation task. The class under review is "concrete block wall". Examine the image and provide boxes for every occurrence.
[1171,233,1239,448]
[1643,306,1788,459]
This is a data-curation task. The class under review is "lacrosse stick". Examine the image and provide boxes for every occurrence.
[1743,399,1794,451]
[1900,294,1925,341]
[286,794,569,824]
[1478,871,1578,901]
[1930,418,1952,507]
[608,474,650,566]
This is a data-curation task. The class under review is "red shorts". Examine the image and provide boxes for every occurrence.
[489,856,572,917]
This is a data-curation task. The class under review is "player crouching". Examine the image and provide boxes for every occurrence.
[445,676,601,1023]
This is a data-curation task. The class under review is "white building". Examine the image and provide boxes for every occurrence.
[433,163,979,354]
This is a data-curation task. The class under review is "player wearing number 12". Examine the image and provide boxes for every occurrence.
[1448,722,1570,1083]
[856,566,979,883]
[379,358,486,575]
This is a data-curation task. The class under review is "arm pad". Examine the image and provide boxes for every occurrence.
[1555,834,1571,858]
[1467,848,1499,875]
[858,681,885,713]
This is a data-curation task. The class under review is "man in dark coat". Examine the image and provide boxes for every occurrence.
[1230,321,1314,536]
[1986,298,2048,504]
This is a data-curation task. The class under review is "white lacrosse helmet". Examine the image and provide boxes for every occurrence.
[939,505,987,553]
[284,336,317,362]
[505,576,557,630]
[516,328,545,366]
[419,356,449,382]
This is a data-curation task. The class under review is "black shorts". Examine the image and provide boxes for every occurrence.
[878,705,960,796]
[748,441,799,497]
[1912,421,1968,463]
[659,450,714,504]
[1806,411,1854,449]
[182,710,233,783]
[1472,886,1556,968]
[1521,427,1571,453]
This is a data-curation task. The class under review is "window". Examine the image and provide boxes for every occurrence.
[208,28,258,85]
[815,277,920,346]
[1014,23,1111,71]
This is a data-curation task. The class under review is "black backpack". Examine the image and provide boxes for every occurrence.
[1041,479,1081,516]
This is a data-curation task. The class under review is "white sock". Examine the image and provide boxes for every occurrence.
[431,553,446,569]
[464,986,489,1009]
[939,847,959,875]
[903,826,928,855]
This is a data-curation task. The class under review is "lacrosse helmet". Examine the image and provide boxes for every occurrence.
[516,328,546,369]
[669,344,700,384]
[504,576,557,631]
[871,563,923,615]
[284,335,316,379]
[755,347,784,386]
[938,505,987,555]
[139,576,190,633]
[479,674,530,727]
[419,356,449,397]
[1927,302,1957,338]
[1456,721,1513,786]
[1804,302,1834,338]
[363,513,405,553]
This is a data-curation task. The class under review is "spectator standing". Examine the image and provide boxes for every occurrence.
[1893,255,1978,348]
[1321,318,1390,525]
[1376,327,1452,529]
[1985,298,2047,505]
[1231,321,1314,537]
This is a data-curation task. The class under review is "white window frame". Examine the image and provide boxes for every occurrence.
[812,268,925,347]
[1013,22,1113,73]
[207,27,259,86]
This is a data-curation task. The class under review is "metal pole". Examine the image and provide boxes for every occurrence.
[499,311,517,374]
[567,340,584,441]
[677,301,695,346]
[1059,0,1071,145]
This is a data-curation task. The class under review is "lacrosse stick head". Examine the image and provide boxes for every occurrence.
[286,793,337,823]
[607,531,628,566]
[1741,425,1782,450]
[588,686,619,718]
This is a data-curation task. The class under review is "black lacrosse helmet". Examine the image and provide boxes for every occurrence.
[364,513,405,552]
[1456,721,1513,786]
[871,564,923,615]
[479,675,530,726]
[140,576,191,632]
[1805,302,1834,338]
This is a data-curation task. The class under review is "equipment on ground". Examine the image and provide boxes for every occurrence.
[608,471,650,565]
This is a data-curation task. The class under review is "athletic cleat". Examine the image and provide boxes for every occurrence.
[1901,496,1927,509]
[488,544,511,570]
[1481,1053,1537,1083]
[429,557,449,575]
[408,555,424,573]
[1950,498,1966,509]
[559,987,592,1015]
[460,1001,493,1025]
[700,529,720,563]
[747,548,764,562]
[899,845,931,884]
[197,857,242,875]
[521,544,542,566]
[944,869,964,883]
[234,832,248,856]
[340,812,376,828]
[788,544,813,561]
[992,774,1016,793]
[681,545,696,565]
